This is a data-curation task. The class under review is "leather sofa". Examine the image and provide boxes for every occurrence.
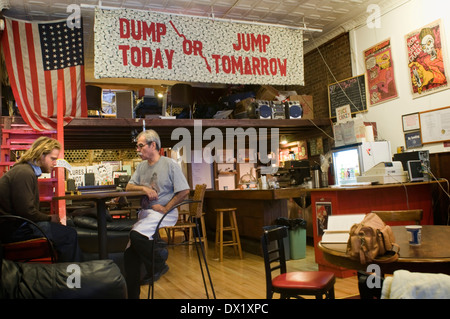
[67,211,135,273]
[68,209,169,277]
[0,258,127,299]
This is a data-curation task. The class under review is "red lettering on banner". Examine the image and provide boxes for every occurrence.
[211,54,221,74]
[118,45,174,69]
[119,18,166,42]
[252,57,261,75]
[231,56,243,74]
[211,54,287,76]
[118,45,130,65]
[277,58,287,76]
[154,49,163,68]
[131,47,141,66]
[232,33,270,52]
[165,49,174,69]
[260,57,269,75]
[244,57,252,75]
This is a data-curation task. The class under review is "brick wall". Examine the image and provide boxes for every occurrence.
[289,32,352,119]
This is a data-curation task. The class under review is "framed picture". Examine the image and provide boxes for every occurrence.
[364,38,398,106]
[405,19,449,98]
[402,112,420,132]
[404,130,422,149]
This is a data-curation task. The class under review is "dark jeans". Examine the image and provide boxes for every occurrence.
[10,221,83,263]
[124,230,167,299]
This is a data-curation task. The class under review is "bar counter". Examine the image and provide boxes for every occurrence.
[203,181,443,256]
[204,187,308,254]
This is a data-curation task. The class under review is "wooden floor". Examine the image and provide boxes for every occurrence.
[140,240,359,299]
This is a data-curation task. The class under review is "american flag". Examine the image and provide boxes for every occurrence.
[2,17,87,131]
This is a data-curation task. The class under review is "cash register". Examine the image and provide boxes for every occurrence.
[356,161,408,184]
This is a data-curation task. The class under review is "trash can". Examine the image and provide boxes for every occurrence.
[275,217,307,260]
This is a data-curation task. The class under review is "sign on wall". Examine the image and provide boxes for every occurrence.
[94,8,304,85]
[405,19,449,98]
[363,38,398,106]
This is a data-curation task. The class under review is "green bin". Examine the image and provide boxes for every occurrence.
[275,217,307,260]
[289,227,306,260]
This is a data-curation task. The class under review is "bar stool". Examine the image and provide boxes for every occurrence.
[214,208,243,262]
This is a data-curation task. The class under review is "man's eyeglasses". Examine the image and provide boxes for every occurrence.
[136,143,148,149]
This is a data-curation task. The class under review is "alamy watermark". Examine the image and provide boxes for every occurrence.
[367,4,381,29]
[171,120,279,166]
[66,264,81,288]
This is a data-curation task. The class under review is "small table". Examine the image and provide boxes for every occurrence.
[319,225,450,275]
[54,190,145,259]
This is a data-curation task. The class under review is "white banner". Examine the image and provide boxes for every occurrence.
[94,8,304,85]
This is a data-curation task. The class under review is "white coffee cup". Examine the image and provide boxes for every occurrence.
[405,225,422,245]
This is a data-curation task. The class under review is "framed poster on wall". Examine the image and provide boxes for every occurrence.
[402,112,420,132]
[364,38,398,106]
[405,19,449,98]
[404,130,422,149]
[419,106,450,144]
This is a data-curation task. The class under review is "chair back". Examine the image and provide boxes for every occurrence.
[0,215,57,263]
[189,184,207,219]
[261,226,288,293]
[372,209,423,225]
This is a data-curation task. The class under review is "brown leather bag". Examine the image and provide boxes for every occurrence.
[346,213,400,264]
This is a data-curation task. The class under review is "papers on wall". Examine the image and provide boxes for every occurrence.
[68,166,86,188]
[70,163,118,187]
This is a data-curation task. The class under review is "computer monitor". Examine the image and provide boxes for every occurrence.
[407,160,424,182]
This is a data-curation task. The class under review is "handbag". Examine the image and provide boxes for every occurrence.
[346,213,400,264]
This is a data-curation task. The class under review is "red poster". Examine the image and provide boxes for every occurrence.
[405,19,449,98]
[364,38,398,106]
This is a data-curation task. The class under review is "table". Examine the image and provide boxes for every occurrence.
[319,225,450,275]
[54,190,145,259]
[311,181,440,277]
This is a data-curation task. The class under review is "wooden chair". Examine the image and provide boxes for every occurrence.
[261,226,335,299]
[162,184,208,253]
[371,209,423,225]
[0,215,57,263]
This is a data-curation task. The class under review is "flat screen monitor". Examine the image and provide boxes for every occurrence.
[407,160,424,182]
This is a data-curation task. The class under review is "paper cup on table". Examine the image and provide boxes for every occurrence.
[405,225,422,245]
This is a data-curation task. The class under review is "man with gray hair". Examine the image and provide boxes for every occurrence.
[125,129,190,299]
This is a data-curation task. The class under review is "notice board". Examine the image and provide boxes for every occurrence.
[419,106,450,144]
[328,74,368,118]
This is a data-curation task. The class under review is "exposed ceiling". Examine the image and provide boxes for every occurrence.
[1,0,403,149]
[2,0,401,90]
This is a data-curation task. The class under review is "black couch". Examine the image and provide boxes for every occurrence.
[67,211,135,273]
[0,258,127,299]
[68,209,169,278]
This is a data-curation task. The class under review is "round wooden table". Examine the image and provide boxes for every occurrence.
[319,225,450,275]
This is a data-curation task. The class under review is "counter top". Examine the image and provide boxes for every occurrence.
[308,180,443,192]
[204,180,444,199]
[205,187,309,200]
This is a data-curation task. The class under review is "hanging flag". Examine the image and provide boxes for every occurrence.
[2,16,87,131]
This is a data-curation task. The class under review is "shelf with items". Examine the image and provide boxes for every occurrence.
[278,140,308,165]
[0,127,57,176]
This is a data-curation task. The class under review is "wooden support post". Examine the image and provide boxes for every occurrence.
[56,80,67,224]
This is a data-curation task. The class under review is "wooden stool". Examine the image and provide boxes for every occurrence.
[214,208,243,262]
